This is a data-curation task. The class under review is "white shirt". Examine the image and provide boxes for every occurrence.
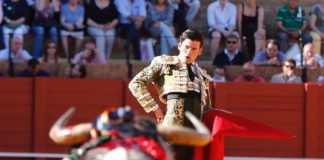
[0,49,32,63]
[115,0,147,24]
[207,1,237,31]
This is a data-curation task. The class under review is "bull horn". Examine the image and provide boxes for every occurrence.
[157,111,211,146]
[49,107,92,145]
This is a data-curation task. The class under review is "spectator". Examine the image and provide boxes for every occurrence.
[16,58,50,77]
[276,0,312,52]
[146,0,177,55]
[183,0,200,23]
[293,43,324,68]
[270,59,302,83]
[32,0,59,58]
[234,61,265,83]
[252,39,285,66]
[167,0,187,36]
[309,1,324,54]
[60,0,85,59]
[64,63,87,78]
[39,40,64,64]
[237,0,266,59]
[71,38,106,65]
[0,36,32,63]
[207,0,238,59]
[115,0,147,60]
[211,67,226,82]
[0,0,5,50]
[213,34,247,68]
[86,0,119,60]
[2,0,29,48]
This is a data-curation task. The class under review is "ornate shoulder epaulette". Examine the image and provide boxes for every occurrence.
[198,67,213,81]
[156,55,179,65]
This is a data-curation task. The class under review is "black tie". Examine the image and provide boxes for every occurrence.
[187,64,195,81]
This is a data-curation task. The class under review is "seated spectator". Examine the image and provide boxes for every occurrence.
[252,39,285,66]
[207,0,238,59]
[276,0,312,52]
[2,0,29,48]
[71,38,106,65]
[309,1,324,54]
[167,0,187,35]
[234,61,265,83]
[211,67,226,82]
[60,0,85,59]
[270,59,302,83]
[0,36,32,63]
[0,1,5,50]
[16,58,50,77]
[39,40,64,64]
[115,0,147,60]
[146,0,177,55]
[64,63,86,78]
[86,0,119,60]
[32,0,59,58]
[213,34,247,68]
[237,0,266,59]
[293,43,324,68]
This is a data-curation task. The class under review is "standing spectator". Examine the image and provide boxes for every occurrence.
[0,36,32,63]
[252,39,286,66]
[146,0,177,55]
[39,40,64,64]
[270,59,302,83]
[115,0,146,60]
[213,34,247,68]
[276,0,312,52]
[16,58,50,77]
[234,61,265,83]
[32,0,59,58]
[237,0,266,59]
[2,0,29,48]
[309,1,324,54]
[71,38,106,65]
[87,0,119,60]
[207,0,238,60]
[60,0,85,59]
[293,43,324,68]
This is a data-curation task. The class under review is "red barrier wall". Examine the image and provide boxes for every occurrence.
[0,78,324,159]
[305,83,324,157]
[213,82,305,157]
[0,78,33,152]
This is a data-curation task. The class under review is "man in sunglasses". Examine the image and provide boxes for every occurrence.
[270,59,302,83]
[252,39,286,66]
[213,34,247,71]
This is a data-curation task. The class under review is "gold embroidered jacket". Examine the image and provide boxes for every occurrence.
[128,55,212,118]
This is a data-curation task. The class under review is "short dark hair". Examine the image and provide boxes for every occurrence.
[285,58,296,67]
[27,58,40,68]
[266,39,280,49]
[179,29,204,48]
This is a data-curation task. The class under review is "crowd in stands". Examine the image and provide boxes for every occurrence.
[0,0,324,83]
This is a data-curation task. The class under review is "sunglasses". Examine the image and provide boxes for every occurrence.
[284,65,295,69]
[227,41,237,44]
[267,48,278,52]
[47,45,56,49]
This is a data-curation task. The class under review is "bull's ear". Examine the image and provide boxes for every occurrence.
[49,107,92,145]
[157,111,211,146]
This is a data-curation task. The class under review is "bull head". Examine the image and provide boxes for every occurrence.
[49,107,211,147]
